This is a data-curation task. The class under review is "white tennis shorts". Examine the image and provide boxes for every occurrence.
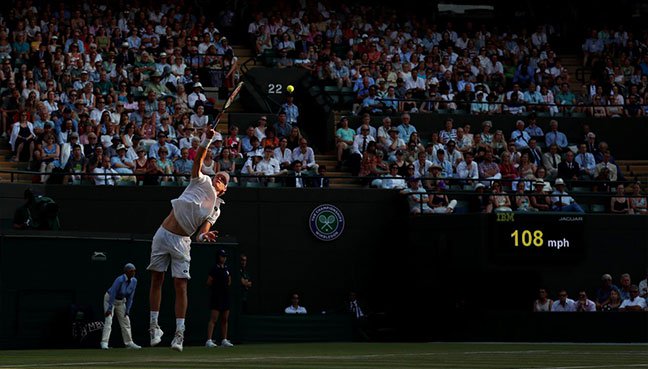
[147,227,192,279]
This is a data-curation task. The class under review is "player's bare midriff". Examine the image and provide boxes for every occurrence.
[161,210,189,237]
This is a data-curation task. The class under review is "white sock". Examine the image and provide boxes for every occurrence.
[150,311,159,325]
[176,318,185,332]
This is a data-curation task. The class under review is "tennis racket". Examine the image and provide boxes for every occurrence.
[211,81,245,129]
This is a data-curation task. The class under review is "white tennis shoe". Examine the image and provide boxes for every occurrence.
[171,331,184,352]
[150,325,164,346]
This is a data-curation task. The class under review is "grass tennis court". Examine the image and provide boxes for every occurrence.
[1,342,647,369]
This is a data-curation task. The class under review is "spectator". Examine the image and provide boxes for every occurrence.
[273,112,292,139]
[544,120,568,152]
[310,165,330,188]
[427,182,457,213]
[174,148,193,183]
[610,184,633,214]
[551,290,576,312]
[575,291,596,312]
[601,289,623,312]
[285,293,307,314]
[533,288,552,312]
[94,155,119,186]
[490,181,512,212]
[619,285,647,312]
[619,273,633,300]
[639,271,648,299]
[557,151,580,182]
[594,152,618,182]
[551,178,585,212]
[292,138,318,173]
[335,117,355,169]
[401,177,432,214]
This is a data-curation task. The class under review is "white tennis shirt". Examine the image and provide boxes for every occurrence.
[171,173,223,236]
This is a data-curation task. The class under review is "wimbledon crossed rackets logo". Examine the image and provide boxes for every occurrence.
[309,204,345,241]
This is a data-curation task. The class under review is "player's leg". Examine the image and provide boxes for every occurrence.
[169,234,192,352]
[100,293,113,349]
[147,227,171,346]
[206,309,219,347]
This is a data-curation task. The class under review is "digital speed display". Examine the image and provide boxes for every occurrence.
[491,213,585,264]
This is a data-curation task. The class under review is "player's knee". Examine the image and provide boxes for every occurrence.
[173,278,188,292]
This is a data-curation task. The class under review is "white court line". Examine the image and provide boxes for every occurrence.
[522,365,648,369]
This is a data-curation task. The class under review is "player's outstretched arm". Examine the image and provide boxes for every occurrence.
[192,127,216,178]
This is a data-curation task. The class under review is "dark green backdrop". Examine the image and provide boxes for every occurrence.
[0,184,646,347]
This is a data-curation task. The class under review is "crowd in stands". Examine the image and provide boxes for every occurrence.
[533,271,648,312]
[335,111,647,214]
[251,3,648,117]
[2,0,242,185]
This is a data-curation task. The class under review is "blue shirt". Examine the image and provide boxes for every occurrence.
[174,158,193,174]
[106,274,137,314]
[545,131,568,149]
[281,103,299,124]
[398,124,417,142]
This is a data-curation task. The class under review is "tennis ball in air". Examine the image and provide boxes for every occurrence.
[287,85,294,93]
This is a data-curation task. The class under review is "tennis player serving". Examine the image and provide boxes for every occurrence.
[147,126,229,352]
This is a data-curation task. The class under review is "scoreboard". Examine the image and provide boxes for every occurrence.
[490,213,585,264]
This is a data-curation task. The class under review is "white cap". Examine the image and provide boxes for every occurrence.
[555,178,565,186]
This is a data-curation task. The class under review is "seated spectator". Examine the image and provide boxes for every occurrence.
[246,136,264,158]
[639,271,648,299]
[557,150,580,182]
[427,182,457,213]
[261,127,279,149]
[64,144,87,183]
[469,183,492,213]
[542,144,561,180]
[240,154,263,184]
[359,141,388,181]
[292,138,318,173]
[619,273,632,300]
[610,184,633,214]
[374,164,406,190]
[478,151,501,184]
[273,112,293,139]
[174,148,193,183]
[401,177,432,214]
[619,285,647,312]
[551,178,585,212]
[513,181,536,212]
[551,290,576,312]
[141,156,163,186]
[489,180,512,212]
[284,293,307,314]
[256,146,282,183]
[156,147,174,182]
[533,288,552,312]
[575,291,596,312]
[596,273,621,309]
[575,143,596,179]
[530,180,552,211]
[630,182,648,215]
[544,120,568,152]
[456,152,479,186]
[94,155,119,186]
[601,289,623,312]
[111,144,135,174]
[310,165,330,188]
[335,117,355,169]
[149,132,180,160]
[274,138,293,171]
[595,151,618,182]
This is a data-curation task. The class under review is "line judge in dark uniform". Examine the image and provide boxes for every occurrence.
[205,249,234,348]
